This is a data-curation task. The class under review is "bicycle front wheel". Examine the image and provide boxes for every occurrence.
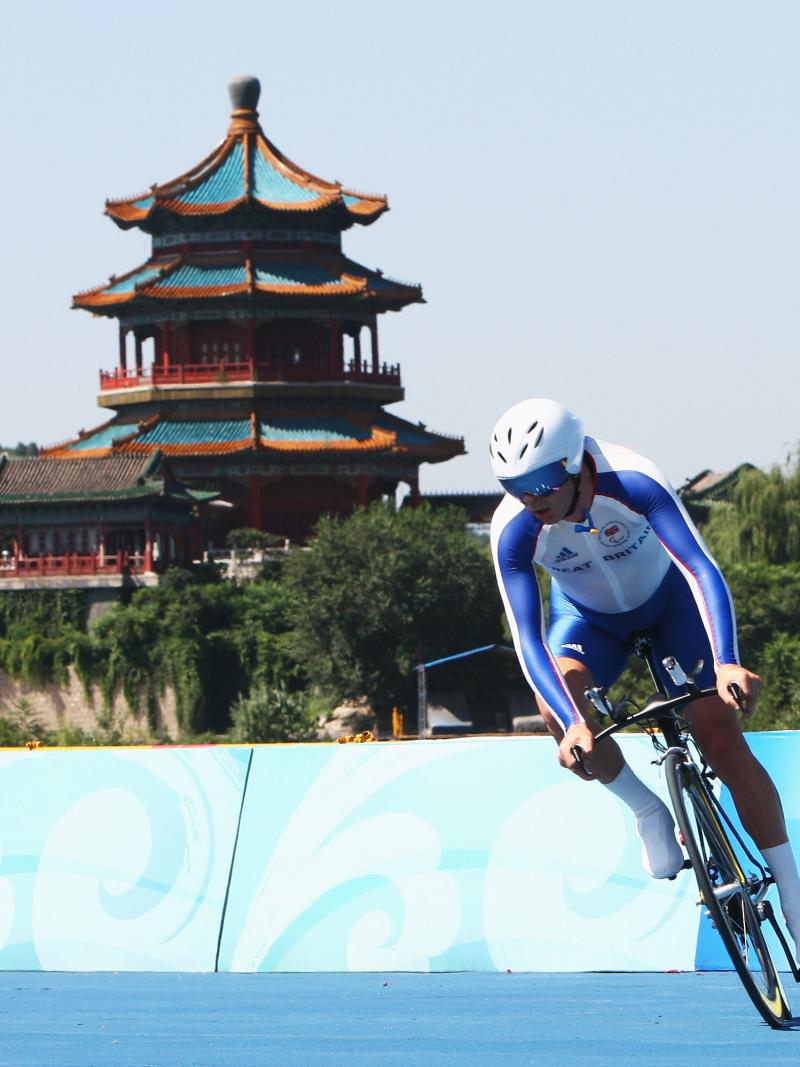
[665,750,791,1028]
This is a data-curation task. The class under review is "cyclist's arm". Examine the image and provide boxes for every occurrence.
[490,501,584,730]
[612,464,738,668]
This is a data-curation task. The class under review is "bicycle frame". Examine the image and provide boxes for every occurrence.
[585,635,800,987]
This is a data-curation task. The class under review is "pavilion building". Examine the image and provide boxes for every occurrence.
[0,452,214,590]
[42,74,463,545]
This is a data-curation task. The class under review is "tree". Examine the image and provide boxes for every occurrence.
[756,633,800,730]
[0,442,39,457]
[226,527,285,550]
[704,451,800,565]
[283,503,504,725]
[690,454,800,730]
[90,569,298,736]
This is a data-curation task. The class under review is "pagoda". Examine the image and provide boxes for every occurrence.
[49,75,463,543]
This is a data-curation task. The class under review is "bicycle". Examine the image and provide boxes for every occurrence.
[575,634,799,1029]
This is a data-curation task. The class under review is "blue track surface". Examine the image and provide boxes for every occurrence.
[1,972,799,1066]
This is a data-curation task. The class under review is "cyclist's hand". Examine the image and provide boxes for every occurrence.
[559,722,596,780]
[717,663,761,719]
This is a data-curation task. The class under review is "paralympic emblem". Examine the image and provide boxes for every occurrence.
[599,520,631,548]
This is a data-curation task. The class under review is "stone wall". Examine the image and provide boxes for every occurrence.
[0,667,179,742]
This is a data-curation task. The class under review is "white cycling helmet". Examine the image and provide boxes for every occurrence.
[489,398,585,498]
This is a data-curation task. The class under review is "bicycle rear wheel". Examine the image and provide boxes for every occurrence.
[665,750,791,1028]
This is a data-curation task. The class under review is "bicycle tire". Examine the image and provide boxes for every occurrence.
[664,750,791,1028]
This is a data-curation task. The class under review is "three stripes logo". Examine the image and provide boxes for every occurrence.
[553,546,579,565]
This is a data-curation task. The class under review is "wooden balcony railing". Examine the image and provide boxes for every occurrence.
[0,552,147,578]
[99,359,402,391]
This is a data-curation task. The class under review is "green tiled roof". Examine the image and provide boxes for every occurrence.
[136,419,252,446]
[373,416,440,446]
[152,263,248,290]
[50,409,463,464]
[105,264,164,295]
[252,260,340,287]
[259,417,368,442]
[68,423,137,453]
[174,142,245,206]
[252,151,319,205]
[75,251,423,309]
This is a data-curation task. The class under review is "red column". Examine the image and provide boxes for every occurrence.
[118,326,127,372]
[409,477,421,508]
[161,322,172,369]
[246,319,255,362]
[144,519,153,572]
[135,333,143,373]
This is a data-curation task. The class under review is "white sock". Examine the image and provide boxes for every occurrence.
[762,842,800,953]
[604,763,684,879]
[603,762,664,819]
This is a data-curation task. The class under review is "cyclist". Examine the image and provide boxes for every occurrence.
[489,397,800,956]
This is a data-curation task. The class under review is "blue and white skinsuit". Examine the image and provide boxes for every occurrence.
[490,437,738,730]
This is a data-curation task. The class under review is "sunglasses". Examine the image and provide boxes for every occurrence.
[499,459,571,500]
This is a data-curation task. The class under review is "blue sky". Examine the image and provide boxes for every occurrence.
[1,1,798,491]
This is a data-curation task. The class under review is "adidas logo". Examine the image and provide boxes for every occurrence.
[562,643,584,655]
[554,546,579,564]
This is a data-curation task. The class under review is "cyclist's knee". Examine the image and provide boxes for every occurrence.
[691,698,756,778]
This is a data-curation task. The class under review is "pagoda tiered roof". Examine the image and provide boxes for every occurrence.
[42,410,464,463]
[105,76,387,234]
[73,250,422,313]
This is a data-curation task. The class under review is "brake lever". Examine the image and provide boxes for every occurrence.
[728,681,750,718]
[571,744,591,776]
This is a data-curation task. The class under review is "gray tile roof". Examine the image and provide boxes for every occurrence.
[0,453,162,503]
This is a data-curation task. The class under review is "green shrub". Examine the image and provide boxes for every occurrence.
[230,682,315,743]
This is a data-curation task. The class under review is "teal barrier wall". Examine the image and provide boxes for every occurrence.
[0,747,251,970]
[217,737,699,973]
[0,734,796,972]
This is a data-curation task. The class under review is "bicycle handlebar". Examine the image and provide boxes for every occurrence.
[570,676,750,774]
[570,684,720,776]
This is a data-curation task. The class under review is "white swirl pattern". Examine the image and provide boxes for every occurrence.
[230,743,461,972]
[484,781,697,971]
[30,749,248,970]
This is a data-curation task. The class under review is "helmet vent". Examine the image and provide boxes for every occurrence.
[489,399,583,486]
